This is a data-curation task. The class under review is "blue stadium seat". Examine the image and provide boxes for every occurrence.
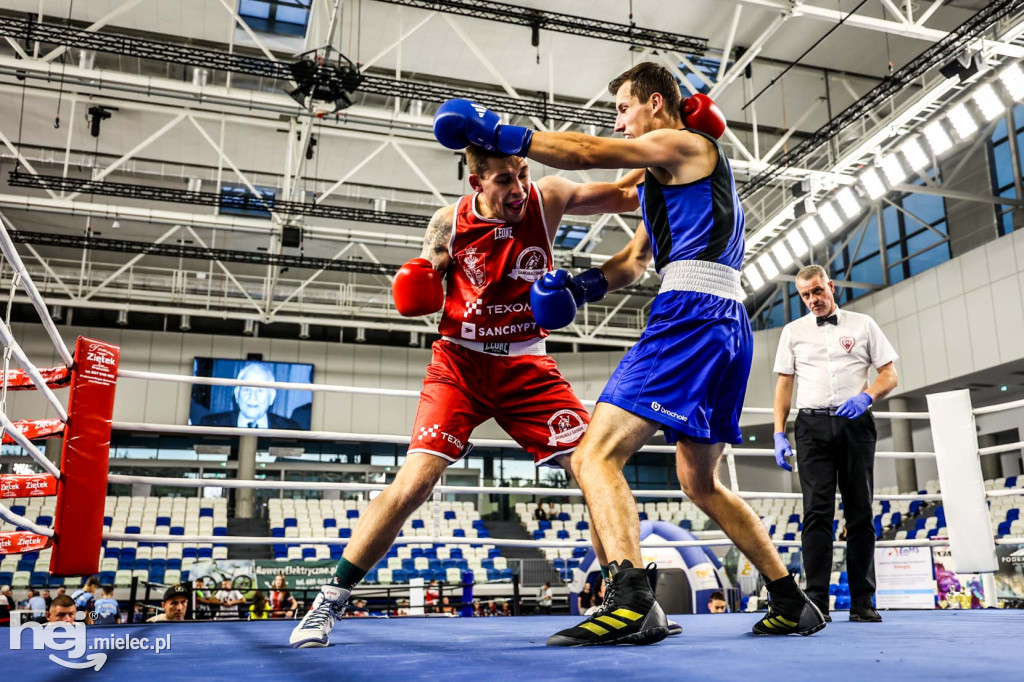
[411,519,425,529]
[538,520,551,530]
[302,547,316,559]
[835,595,851,610]
[346,509,359,519]
[156,516,171,526]
[481,559,494,570]
[572,547,587,558]
[9,505,25,516]
[927,528,939,539]
[0,572,13,586]
[532,530,546,540]
[828,584,838,596]
[391,569,408,583]
[271,528,285,537]
[134,559,150,571]
[284,518,297,527]
[499,568,513,580]
[576,521,589,530]
[449,548,463,559]
[836,584,850,597]
[486,569,499,581]
[411,548,425,558]
[1008,509,1021,522]
[197,547,213,558]
[477,530,490,538]
[783,533,795,541]
[338,528,352,538]
[428,559,442,571]
[915,518,927,530]
[441,558,459,569]
[167,558,182,570]
[452,528,465,537]
[149,567,165,584]
[402,558,416,571]
[557,530,570,539]
[104,547,120,559]
[117,557,134,570]
[998,521,1012,536]
[364,569,378,584]
[679,520,692,530]
[638,512,647,520]
[488,548,501,558]
[170,526,185,536]
[909,500,922,515]
[880,501,891,513]
[330,546,343,559]
[1006,476,1018,488]
[472,520,486,529]
[182,547,197,558]
[567,559,579,570]
[31,572,49,587]
[839,571,848,584]
[98,571,115,586]
[553,558,566,570]
[558,513,570,521]
[444,511,456,520]
[906,529,918,540]
[424,547,437,558]
[213,527,227,536]
[199,508,214,518]
[323,518,337,528]
[788,514,801,524]
[890,512,901,527]
[125,525,141,535]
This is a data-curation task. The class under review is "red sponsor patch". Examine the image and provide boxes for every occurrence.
[840,336,855,353]
[0,473,58,498]
[0,531,52,555]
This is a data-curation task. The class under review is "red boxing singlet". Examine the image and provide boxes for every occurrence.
[438,183,552,344]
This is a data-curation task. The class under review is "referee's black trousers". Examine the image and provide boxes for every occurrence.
[795,411,877,611]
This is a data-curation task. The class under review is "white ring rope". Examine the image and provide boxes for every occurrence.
[974,397,1024,415]
[986,488,1024,498]
[0,410,60,478]
[105,474,945,502]
[0,317,67,421]
[978,441,1024,457]
[0,503,54,537]
[109,422,933,459]
[0,212,74,367]
[100,532,953,550]
[117,368,931,420]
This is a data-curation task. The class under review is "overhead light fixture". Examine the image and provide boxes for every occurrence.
[243,319,256,336]
[802,216,826,246]
[939,51,987,83]
[817,203,843,233]
[409,331,420,347]
[836,187,861,219]
[972,83,1005,121]
[355,328,366,343]
[922,120,953,155]
[900,137,929,173]
[771,241,794,270]
[287,51,364,112]
[947,103,978,139]
[786,229,809,258]
[880,153,907,185]
[116,309,129,327]
[50,305,64,322]
[179,315,191,332]
[743,265,765,291]
[299,322,310,340]
[859,167,887,200]
[756,253,779,279]
[999,63,1024,101]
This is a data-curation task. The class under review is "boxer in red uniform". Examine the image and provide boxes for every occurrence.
[290,144,642,648]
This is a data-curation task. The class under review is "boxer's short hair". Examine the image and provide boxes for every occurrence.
[608,62,682,113]
[465,145,523,177]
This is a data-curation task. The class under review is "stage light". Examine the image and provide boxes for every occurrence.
[860,167,887,200]
[900,137,929,172]
[743,266,765,291]
[948,103,978,139]
[802,216,826,246]
[972,83,1005,121]
[922,120,953,155]
[757,252,779,279]
[817,203,842,233]
[880,153,907,185]
[786,229,809,258]
[836,187,861,219]
[999,63,1024,101]
[772,241,794,270]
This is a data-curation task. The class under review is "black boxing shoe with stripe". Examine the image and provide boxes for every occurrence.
[546,560,670,647]
[752,574,827,636]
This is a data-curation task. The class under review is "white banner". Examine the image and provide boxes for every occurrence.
[875,546,936,609]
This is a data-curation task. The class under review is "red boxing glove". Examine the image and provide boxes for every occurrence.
[682,94,727,139]
[393,258,444,317]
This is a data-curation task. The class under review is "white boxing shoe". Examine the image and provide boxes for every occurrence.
[289,584,350,648]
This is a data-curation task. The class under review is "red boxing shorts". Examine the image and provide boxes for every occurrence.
[409,339,589,467]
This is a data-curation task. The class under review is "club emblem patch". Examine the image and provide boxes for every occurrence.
[840,336,855,353]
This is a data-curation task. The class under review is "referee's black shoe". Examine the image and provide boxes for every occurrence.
[752,574,827,636]
[546,561,670,647]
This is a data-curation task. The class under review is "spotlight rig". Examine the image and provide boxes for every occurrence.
[286,50,363,113]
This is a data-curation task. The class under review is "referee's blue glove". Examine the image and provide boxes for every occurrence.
[836,392,873,419]
[773,432,793,472]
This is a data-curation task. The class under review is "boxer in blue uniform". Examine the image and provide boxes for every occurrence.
[433,62,826,645]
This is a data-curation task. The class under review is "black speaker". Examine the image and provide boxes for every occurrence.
[282,226,302,248]
[246,353,263,361]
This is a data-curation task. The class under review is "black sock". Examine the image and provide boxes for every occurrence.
[766,573,801,598]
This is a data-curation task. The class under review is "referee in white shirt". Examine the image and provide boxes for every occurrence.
[772,265,899,623]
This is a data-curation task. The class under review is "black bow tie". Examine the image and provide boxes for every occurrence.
[817,314,838,327]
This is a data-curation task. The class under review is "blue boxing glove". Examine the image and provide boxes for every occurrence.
[773,433,793,472]
[836,392,873,419]
[531,268,608,330]
[433,98,533,155]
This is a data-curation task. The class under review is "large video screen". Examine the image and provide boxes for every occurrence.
[189,358,313,431]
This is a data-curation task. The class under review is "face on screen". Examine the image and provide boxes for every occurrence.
[234,364,277,422]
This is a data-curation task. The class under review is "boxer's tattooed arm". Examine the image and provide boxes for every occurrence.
[420,206,454,272]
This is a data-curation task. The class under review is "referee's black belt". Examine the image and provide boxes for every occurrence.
[798,407,838,416]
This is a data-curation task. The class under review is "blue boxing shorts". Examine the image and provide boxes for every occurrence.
[598,289,752,445]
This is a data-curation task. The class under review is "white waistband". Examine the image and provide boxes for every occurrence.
[658,260,745,301]
[442,336,548,357]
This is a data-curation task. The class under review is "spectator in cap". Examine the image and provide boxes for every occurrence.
[148,584,189,622]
